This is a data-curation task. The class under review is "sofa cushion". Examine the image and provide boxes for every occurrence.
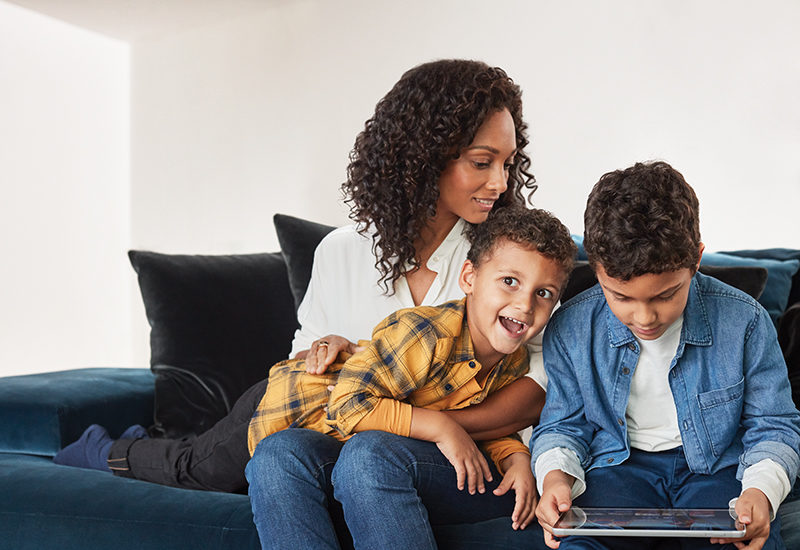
[273,213,336,311]
[719,248,800,309]
[0,453,259,550]
[129,250,298,438]
[701,252,800,325]
[0,368,154,456]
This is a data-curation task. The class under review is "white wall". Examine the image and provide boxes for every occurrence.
[0,2,130,376]
[129,0,800,365]
[3,0,799,374]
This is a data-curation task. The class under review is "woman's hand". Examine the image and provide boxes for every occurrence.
[296,335,362,374]
[494,452,537,530]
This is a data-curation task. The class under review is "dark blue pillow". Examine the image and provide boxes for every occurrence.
[701,252,800,326]
[273,214,336,311]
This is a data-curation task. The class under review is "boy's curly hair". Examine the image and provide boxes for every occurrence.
[467,206,577,284]
[583,161,701,280]
[342,59,536,292]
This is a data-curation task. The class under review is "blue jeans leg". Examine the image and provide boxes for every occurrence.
[332,430,546,550]
[779,480,800,550]
[245,429,351,550]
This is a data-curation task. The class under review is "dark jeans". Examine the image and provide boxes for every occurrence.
[109,378,267,493]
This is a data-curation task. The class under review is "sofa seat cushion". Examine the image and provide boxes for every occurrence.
[0,368,154,456]
[0,453,258,550]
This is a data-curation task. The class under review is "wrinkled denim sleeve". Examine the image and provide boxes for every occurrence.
[738,305,800,482]
[530,318,593,469]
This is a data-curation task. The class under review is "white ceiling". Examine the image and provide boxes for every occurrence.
[7,0,276,42]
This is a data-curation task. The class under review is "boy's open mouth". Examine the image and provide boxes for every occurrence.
[499,315,528,335]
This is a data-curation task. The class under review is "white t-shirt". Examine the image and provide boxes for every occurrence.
[626,317,683,452]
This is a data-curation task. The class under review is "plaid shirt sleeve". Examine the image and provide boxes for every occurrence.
[326,306,456,438]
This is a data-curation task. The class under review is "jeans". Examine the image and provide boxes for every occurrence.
[246,429,547,550]
[779,480,800,549]
[246,429,351,550]
[559,447,784,550]
[332,430,546,550]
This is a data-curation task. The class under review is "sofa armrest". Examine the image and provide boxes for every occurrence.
[0,368,154,456]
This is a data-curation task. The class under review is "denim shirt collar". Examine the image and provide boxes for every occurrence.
[605,273,713,349]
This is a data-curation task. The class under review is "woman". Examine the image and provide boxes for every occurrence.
[56,58,548,548]
[246,59,548,550]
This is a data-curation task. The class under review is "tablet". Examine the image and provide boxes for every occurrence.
[552,507,746,538]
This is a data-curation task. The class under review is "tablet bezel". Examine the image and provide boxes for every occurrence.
[552,506,746,538]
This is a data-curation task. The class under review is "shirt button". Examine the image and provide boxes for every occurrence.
[444,384,453,391]
[617,418,624,426]
[622,367,630,375]
[468,361,476,368]
[607,458,614,464]
[627,343,636,351]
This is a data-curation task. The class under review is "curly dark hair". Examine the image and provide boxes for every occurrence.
[342,59,536,292]
[467,206,577,285]
[583,161,701,280]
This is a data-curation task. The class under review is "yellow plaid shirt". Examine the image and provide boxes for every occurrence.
[248,298,531,470]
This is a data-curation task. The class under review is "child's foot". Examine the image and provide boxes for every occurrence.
[119,424,149,440]
[53,424,114,472]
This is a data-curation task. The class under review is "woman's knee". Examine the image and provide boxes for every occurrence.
[246,429,342,489]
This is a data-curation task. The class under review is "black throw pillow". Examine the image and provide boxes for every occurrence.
[273,213,336,311]
[129,250,298,438]
[561,262,768,304]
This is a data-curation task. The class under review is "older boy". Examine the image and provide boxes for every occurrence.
[531,161,800,550]
[247,205,577,550]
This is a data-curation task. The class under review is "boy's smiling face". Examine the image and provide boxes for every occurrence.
[595,263,696,340]
[459,238,566,368]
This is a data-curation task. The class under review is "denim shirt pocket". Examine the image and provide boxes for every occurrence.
[696,377,744,457]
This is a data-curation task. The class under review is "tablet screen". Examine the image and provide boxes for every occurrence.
[553,507,746,538]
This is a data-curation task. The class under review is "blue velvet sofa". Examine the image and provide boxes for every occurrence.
[1,215,799,550]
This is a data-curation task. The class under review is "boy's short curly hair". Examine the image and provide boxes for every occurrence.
[583,161,701,280]
[342,59,536,292]
[467,206,577,282]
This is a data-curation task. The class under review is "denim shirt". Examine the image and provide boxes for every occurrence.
[531,272,800,482]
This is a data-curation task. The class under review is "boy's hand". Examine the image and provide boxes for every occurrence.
[494,452,537,530]
[710,488,771,550]
[411,408,493,494]
[535,470,575,549]
[435,418,494,495]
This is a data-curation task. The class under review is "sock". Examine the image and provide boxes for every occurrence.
[53,424,113,472]
[119,424,149,440]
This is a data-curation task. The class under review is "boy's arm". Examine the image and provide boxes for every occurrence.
[444,337,547,440]
[443,377,545,440]
[739,309,800,506]
[326,312,437,438]
[530,322,594,468]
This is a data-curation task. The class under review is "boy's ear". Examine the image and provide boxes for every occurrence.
[696,242,705,271]
[458,259,476,295]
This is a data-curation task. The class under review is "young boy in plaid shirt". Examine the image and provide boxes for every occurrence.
[247,205,577,531]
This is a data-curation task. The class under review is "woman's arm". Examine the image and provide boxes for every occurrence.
[442,377,545,440]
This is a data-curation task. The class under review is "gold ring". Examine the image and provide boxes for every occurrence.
[318,340,329,347]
